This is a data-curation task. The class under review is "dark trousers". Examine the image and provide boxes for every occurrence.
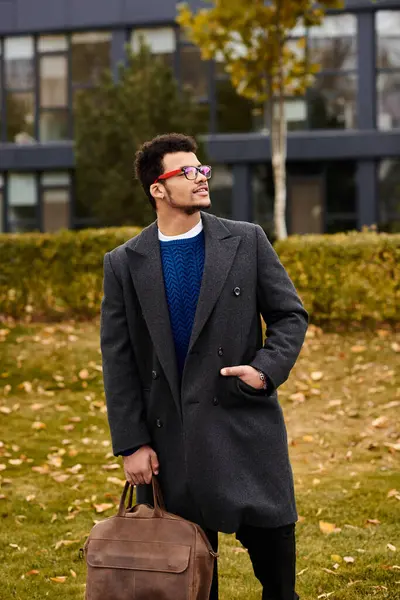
[204,522,300,600]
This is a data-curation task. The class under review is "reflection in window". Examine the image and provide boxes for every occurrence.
[216,78,253,133]
[71,31,111,85]
[43,189,70,232]
[209,165,233,219]
[0,175,4,233]
[308,73,357,129]
[131,28,175,69]
[6,92,35,142]
[4,37,34,90]
[8,173,38,232]
[376,11,400,70]
[180,45,208,99]
[378,159,400,232]
[38,35,68,53]
[40,55,68,108]
[308,14,357,71]
[252,165,274,237]
[377,73,400,130]
[325,161,357,214]
[39,110,69,141]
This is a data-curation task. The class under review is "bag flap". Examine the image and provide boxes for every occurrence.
[86,539,191,573]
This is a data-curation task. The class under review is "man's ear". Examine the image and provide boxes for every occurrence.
[150,183,164,200]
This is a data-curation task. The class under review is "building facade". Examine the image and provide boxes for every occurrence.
[0,0,399,235]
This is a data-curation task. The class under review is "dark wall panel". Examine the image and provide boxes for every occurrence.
[68,0,124,29]
[0,2,16,31]
[16,0,67,32]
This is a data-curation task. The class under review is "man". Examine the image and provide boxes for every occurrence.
[100,133,308,600]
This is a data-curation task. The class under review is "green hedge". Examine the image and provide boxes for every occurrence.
[0,228,399,325]
[275,231,400,325]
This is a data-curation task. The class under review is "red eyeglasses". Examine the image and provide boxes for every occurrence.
[153,165,212,185]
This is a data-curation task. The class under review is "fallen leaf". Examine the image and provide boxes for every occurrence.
[319,521,337,534]
[0,406,12,414]
[391,342,400,353]
[331,554,342,562]
[79,369,89,380]
[351,345,366,353]
[387,543,397,552]
[55,539,80,550]
[0,464,7,472]
[9,459,23,466]
[70,569,77,578]
[366,519,381,525]
[343,556,355,563]
[51,473,70,483]
[94,503,114,513]
[302,435,314,443]
[371,416,389,429]
[32,421,46,430]
[387,489,400,498]
[107,477,126,488]
[50,576,67,583]
[25,495,35,502]
[102,464,120,471]
[30,403,44,411]
[26,570,40,576]
[32,464,50,474]
[311,371,323,381]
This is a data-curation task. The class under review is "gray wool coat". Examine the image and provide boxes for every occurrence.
[100,211,309,534]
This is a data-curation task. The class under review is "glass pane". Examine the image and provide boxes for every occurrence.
[43,189,70,232]
[378,159,400,232]
[8,218,39,233]
[39,110,69,141]
[9,173,36,206]
[252,164,274,237]
[71,31,111,85]
[209,165,233,219]
[309,14,357,70]
[40,55,68,108]
[308,73,357,129]
[376,11,400,69]
[216,78,254,133]
[377,72,400,130]
[131,28,176,54]
[4,37,34,90]
[180,45,208,99]
[326,218,357,234]
[41,172,70,186]
[38,35,68,53]
[325,161,357,214]
[6,92,35,142]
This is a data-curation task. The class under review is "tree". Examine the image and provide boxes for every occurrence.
[177,0,344,240]
[74,42,207,227]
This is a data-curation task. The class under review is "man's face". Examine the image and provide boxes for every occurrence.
[157,152,212,215]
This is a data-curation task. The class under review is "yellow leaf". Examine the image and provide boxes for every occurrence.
[79,369,89,380]
[351,345,366,353]
[387,543,397,552]
[102,464,120,470]
[302,435,314,443]
[55,539,80,550]
[0,464,7,471]
[50,576,67,583]
[311,371,323,381]
[32,421,46,430]
[107,477,126,488]
[26,570,39,576]
[319,521,336,534]
[331,554,342,562]
[70,569,77,578]
[0,406,12,414]
[371,416,389,429]
[94,503,114,514]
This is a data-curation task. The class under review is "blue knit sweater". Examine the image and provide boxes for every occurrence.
[159,230,205,379]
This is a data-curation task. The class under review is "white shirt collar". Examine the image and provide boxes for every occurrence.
[158,217,203,241]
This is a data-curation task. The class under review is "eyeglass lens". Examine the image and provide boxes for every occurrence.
[183,166,212,180]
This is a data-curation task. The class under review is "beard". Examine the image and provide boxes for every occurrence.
[164,188,212,216]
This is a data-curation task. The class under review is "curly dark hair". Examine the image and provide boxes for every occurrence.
[134,133,198,210]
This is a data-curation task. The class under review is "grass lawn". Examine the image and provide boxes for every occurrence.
[0,319,399,599]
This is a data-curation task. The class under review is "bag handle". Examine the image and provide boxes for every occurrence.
[117,475,166,517]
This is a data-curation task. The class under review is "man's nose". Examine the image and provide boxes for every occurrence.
[196,169,207,182]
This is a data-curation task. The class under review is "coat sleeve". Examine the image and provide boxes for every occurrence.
[249,225,309,396]
[100,251,152,456]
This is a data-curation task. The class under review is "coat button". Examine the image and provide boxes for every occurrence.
[155,418,163,428]
[218,347,224,356]
[233,286,241,296]
[212,397,219,406]
[151,370,158,380]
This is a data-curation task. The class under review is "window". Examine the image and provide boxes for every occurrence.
[41,172,71,232]
[378,159,400,232]
[131,28,176,69]
[4,37,35,142]
[40,55,68,108]
[180,44,208,99]
[307,14,358,129]
[8,173,38,232]
[209,165,233,219]
[252,165,275,237]
[71,31,111,86]
[376,11,400,130]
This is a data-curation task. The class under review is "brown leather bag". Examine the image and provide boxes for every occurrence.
[81,476,218,600]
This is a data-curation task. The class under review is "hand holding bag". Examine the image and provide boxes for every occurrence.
[82,475,218,600]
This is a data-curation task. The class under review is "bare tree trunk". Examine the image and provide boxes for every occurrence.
[271,98,288,240]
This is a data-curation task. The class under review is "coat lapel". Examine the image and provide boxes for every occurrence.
[125,222,181,419]
[125,212,241,411]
